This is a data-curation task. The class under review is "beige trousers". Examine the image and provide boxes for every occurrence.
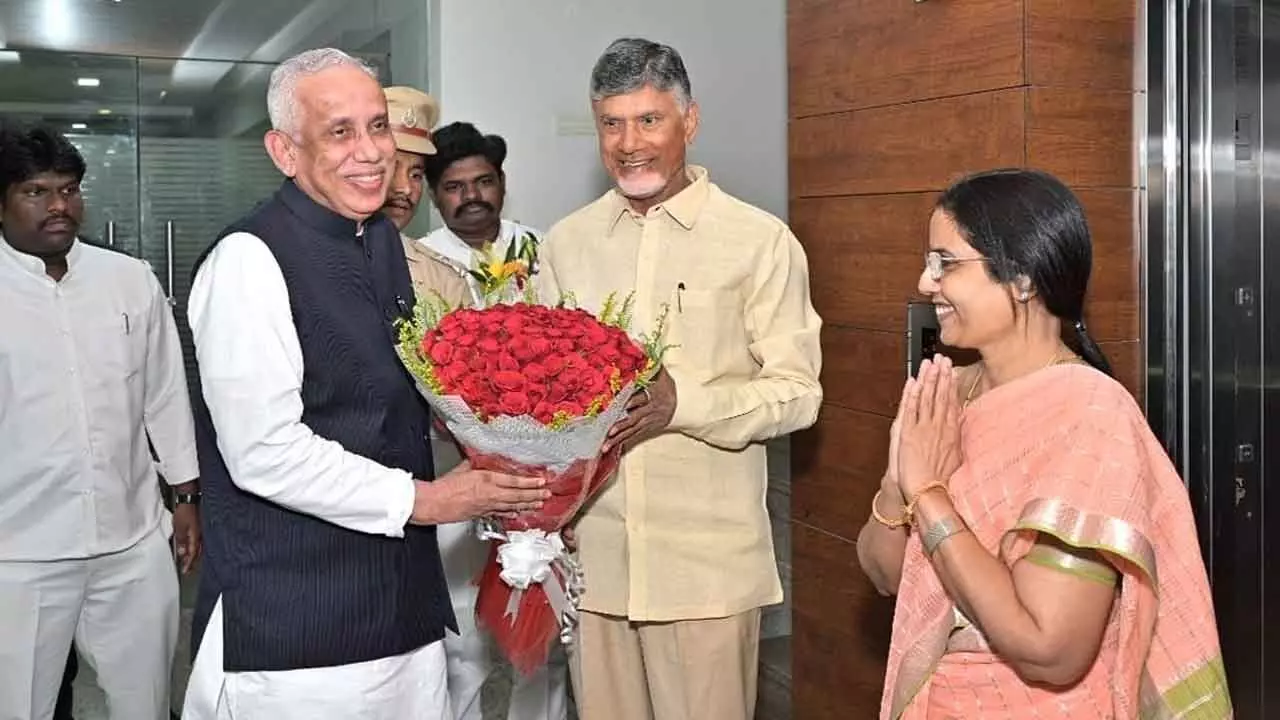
[569,609,761,720]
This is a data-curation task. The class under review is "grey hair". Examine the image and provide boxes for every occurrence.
[267,48,378,137]
[589,38,693,110]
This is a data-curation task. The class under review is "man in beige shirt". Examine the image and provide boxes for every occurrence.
[381,85,470,308]
[539,38,823,720]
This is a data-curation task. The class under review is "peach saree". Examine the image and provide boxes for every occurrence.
[881,364,1231,719]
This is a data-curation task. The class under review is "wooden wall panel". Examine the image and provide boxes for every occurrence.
[791,194,933,331]
[820,328,904,417]
[1099,339,1143,401]
[792,406,890,537]
[792,522,894,717]
[1026,88,1136,187]
[1026,0,1139,90]
[1077,189,1141,342]
[790,89,1026,198]
[789,0,1024,117]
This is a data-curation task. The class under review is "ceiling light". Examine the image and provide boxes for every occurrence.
[0,51,19,64]
[97,108,112,115]
[71,123,87,130]
[77,77,100,87]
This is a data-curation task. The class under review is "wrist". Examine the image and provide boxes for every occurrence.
[913,490,957,528]
[410,479,441,526]
[875,482,906,515]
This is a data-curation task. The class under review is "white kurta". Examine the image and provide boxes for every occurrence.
[420,219,542,307]
[0,236,196,720]
[181,231,448,720]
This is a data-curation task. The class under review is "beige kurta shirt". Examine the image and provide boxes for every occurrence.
[401,233,471,309]
[539,166,823,622]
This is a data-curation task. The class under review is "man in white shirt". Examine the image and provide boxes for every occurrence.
[417,121,568,720]
[0,125,202,720]
[420,122,541,306]
[180,48,549,720]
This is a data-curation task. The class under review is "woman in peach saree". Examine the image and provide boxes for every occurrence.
[856,169,1231,719]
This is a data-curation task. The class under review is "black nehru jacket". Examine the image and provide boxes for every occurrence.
[189,179,455,671]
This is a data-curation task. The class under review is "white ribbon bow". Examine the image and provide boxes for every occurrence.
[478,522,584,646]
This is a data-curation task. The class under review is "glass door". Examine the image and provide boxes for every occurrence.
[135,57,283,391]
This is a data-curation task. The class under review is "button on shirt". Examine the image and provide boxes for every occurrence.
[538,166,823,621]
[0,237,200,561]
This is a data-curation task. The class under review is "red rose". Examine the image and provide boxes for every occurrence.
[558,366,582,388]
[545,328,564,338]
[478,337,502,353]
[429,340,455,365]
[500,391,531,416]
[583,370,609,396]
[543,355,566,376]
[497,352,520,372]
[585,324,608,345]
[529,337,552,358]
[502,314,524,334]
[454,333,478,348]
[555,339,576,353]
[554,401,583,417]
[438,360,468,385]
[533,401,555,424]
[527,383,548,407]
[524,362,548,384]
[547,380,570,403]
[493,371,526,392]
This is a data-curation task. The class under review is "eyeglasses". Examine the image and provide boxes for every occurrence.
[925,251,988,282]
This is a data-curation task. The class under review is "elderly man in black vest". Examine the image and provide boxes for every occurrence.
[180,48,549,720]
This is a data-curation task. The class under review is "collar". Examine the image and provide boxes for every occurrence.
[0,232,84,281]
[607,165,710,234]
[278,178,372,238]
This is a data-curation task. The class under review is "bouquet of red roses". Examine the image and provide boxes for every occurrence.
[396,291,668,675]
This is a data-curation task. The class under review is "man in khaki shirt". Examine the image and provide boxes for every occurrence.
[539,38,822,720]
[381,85,470,308]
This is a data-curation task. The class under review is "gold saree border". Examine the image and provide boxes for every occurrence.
[1009,497,1159,585]
[1024,543,1120,587]
[1139,656,1232,719]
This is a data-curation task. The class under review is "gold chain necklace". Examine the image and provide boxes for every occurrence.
[963,347,1076,407]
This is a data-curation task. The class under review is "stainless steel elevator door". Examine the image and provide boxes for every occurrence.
[1147,1,1280,716]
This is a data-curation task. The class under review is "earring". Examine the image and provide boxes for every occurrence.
[1019,291,1029,302]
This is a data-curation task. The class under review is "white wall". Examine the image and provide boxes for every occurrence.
[428,0,788,232]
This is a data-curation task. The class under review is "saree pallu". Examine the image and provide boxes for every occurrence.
[880,364,1231,719]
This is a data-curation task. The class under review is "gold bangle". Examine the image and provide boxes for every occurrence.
[903,481,949,524]
[870,489,909,529]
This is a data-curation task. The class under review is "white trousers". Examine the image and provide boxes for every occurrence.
[433,439,570,720]
[182,597,451,720]
[0,525,179,720]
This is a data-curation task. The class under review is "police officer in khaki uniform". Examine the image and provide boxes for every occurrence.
[381,86,470,309]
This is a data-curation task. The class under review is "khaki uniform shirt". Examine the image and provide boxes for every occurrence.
[539,166,823,621]
[401,233,471,309]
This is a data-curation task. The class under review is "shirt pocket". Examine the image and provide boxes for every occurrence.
[86,306,147,385]
[665,287,745,381]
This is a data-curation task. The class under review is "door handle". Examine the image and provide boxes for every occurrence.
[164,220,176,307]
[105,220,116,249]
